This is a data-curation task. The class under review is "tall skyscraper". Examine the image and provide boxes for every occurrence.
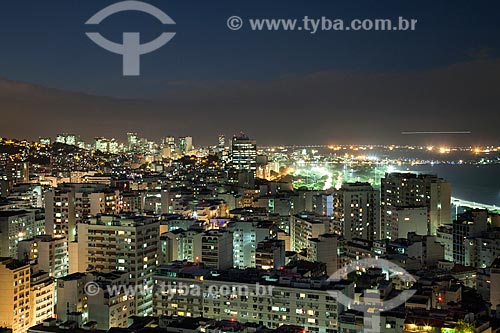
[230,134,257,188]
[381,172,451,240]
[332,182,380,241]
[163,136,175,151]
[178,136,193,155]
[218,134,225,149]
[230,134,257,174]
[127,132,139,151]
[55,133,81,147]
[94,137,119,154]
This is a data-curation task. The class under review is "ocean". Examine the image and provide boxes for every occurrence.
[402,164,500,207]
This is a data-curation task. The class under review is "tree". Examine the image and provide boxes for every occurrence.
[454,320,475,333]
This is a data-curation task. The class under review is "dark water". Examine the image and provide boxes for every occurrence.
[401,164,500,206]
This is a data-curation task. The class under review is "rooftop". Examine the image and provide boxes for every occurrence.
[0,210,29,218]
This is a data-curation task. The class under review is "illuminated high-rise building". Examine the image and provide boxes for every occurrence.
[0,258,31,333]
[29,271,54,327]
[201,229,233,270]
[0,161,29,184]
[227,220,275,269]
[162,136,175,151]
[94,137,119,154]
[56,271,133,329]
[332,182,380,241]
[230,134,257,174]
[218,134,225,149]
[17,235,69,278]
[45,183,119,242]
[381,172,451,240]
[0,210,36,258]
[230,134,257,188]
[127,132,139,151]
[55,133,81,147]
[290,212,330,254]
[178,136,193,155]
[73,215,160,316]
[452,209,488,266]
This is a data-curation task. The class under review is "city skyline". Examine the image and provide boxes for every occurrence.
[1,1,500,333]
[0,127,498,147]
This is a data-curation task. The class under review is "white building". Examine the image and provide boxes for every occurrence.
[73,214,160,316]
[436,224,453,262]
[332,182,380,240]
[159,229,203,264]
[290,213,330,254]
[18,235,69,278]
[381,173,451,239]
[390,206,428,240]
[227,220,275,269]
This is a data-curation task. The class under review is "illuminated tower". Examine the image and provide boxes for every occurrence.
[178,136,193,155]
[127,132,139,151]
[230,134,257,188]
[218,134,225,149]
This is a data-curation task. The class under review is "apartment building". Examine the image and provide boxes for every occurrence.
[0,210,36,258]
[153,262,353,333]
[29,271,54,327]
[0,258,31,333]
[290,213,330,254]
[18,235,68,278]
[73,214,160,316]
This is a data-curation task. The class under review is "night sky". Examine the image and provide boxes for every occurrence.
[0,0,499,145]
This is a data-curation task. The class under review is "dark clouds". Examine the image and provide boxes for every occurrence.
[1,58,499,146]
